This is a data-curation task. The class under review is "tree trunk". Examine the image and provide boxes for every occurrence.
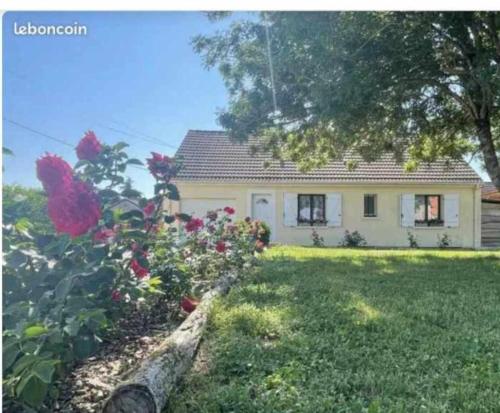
[475,118,500,190]
[101,271,239,413]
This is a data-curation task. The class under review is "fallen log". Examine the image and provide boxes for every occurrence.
[102,271,239,413]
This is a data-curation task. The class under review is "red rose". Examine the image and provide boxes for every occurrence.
[36,154,74,196]
[215,240,226,253]
[93,228,115,243]
[146,152,177,182]
[76,131,102,161]
[130,259,149,279]
[223,206,235,215]
[185,218,204,232]
[181,296,199,313]
[143,201,155,217]
[111,290,121,302]
[47,180,101,238]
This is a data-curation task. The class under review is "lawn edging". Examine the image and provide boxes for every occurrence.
[102,270,240,413]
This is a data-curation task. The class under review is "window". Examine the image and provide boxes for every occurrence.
[415,195,443,227]
[364,194,377,217]
[298,194,326,225]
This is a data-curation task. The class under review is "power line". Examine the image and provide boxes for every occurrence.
[106,119,173,147]
[4,118,74,148]
[3,117,150,171]
[99,124,178,149]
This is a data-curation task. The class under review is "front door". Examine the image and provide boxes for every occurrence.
[251,193,273,229]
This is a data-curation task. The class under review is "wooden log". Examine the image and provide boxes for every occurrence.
[102,271,239,413]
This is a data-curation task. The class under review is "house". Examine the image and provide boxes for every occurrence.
[170,130,483,248]
[481,183,500,247]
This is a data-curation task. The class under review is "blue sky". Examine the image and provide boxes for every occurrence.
[3,11,242,196]
[3,11,489,197]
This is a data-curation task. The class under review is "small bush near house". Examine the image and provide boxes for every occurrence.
[437,233,451,248]
[311,229,325,247]
[407,231,419,248]
[236,218,271,246]
[340,230,367,247]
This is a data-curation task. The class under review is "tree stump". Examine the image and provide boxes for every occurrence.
[102,272,238,413]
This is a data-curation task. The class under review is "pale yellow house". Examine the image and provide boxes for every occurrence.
[171,130,483,248]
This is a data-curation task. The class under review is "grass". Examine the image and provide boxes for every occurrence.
[167,247,500,413]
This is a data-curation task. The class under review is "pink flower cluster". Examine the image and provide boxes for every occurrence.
[36,132,104,238]
[146,152,177,182]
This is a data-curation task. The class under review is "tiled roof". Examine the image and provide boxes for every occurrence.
[175,130,482,184]
[482,183,500,202]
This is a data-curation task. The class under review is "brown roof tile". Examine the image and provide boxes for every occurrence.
[482,183,500,202]
[175,130,482,184]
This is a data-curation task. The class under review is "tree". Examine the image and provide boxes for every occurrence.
[193,12,500,188]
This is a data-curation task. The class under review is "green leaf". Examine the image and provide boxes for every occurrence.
[43,234,71,256]
[12,355,38,375]
[164,215,176,224]
[54,276,74,301]
[15,217,33,234]
[63,317,80,337]
[121,188,143,198]
[73,335,98,359]
[122,229,147,239]
[16,373,48,408]
[3,343,21,372]
[113,142,129,151]
[176,213,192,223]
[24,325,48,338]
[166,186,180,201]
[154,182,169,194]
[32,360,57,384]
[120,210,144,220]
[82,310,108,332]
[126,158,144,166]
[3,146,14,156]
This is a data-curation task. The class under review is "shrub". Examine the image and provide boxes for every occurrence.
[407,231,419,248]
[236,218,271,246]
[2,132,259,410]
[437,233,451,248]
[340,230,367,247]
[311,229,325,247]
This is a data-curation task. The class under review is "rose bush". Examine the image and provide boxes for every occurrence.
[2,131,264,411]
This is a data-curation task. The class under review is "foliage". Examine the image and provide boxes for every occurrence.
[2,132,260,410]
[311,229,324,247]
[407,231,419,248]
[178,210,263,288]
[168,246,500,412]
[437,233,452,248]
[236,218,271,246]
[3,185,53,234]
[194,12,500,188]
[340,230,367,247]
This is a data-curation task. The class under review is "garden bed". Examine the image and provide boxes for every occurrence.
[54,301,181,412]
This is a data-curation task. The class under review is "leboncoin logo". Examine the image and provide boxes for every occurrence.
[13,21,87,36]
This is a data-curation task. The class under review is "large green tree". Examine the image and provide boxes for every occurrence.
[194,12,500,188]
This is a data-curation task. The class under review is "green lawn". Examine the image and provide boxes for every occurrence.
[168,247,500,413]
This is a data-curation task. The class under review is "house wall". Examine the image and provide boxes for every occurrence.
[171,182,482,248]
[481,201,500,247]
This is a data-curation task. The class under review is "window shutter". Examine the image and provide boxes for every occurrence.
[283,193,298,227]
[326,193,342,227]
[401,194,415,227]
[444,194,459,227]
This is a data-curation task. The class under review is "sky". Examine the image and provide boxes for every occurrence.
[3,11,244,196]
[2,11,489,197]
